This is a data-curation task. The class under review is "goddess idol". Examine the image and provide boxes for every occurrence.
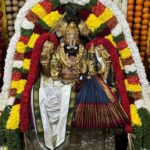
[0,0,150,150]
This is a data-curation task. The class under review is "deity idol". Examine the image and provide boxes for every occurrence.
[31,20,129,149]
[2,1,149,150]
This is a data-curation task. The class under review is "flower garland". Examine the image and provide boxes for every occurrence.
[60,0,90,5]
[0,1,54,149]
[113,0,128,17]
[85,3,143,103]
[130,104,142,127]
[0,0,149,149]
[0,0,41,112]
[133,108,150,150]
[86,38,132,133]
[4,33,39,150]
[99,0,150,111]
[51,0,98,8]
[20,32,58,132]
[6,105,20,130]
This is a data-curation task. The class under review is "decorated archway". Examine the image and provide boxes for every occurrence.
[0,0,150,149]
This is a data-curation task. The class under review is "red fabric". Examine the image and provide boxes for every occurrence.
[86,38,133,133]
[20,32,58,132]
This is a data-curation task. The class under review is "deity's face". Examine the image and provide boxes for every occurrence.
[64,44,79,57]
[63,22,80,56]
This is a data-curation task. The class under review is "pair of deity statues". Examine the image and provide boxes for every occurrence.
[31,20,128,149]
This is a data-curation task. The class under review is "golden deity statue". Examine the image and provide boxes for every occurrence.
[40,21,111,84]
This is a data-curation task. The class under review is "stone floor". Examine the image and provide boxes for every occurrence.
[25,129,116,150]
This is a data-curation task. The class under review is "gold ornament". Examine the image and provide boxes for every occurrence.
[78,21,90,37]
[50,55,60,80]
[40,40,54,77]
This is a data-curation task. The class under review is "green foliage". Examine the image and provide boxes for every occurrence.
[0,106,12,146]
[5,129,22,150]
[51,0,61,8]
[133,108,150,150]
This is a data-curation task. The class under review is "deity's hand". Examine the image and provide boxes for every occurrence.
[40,40,54,77]
[78,21,90,37]
[95,45,111,80]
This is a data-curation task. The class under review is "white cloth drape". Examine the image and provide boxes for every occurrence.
[39,77,72,150]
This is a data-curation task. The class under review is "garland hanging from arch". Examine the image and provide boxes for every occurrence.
[0,0,149,149]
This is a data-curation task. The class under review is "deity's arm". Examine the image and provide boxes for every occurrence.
[40,40,54,77]
[95,45,111,81]
[50,54,60,80]
[80,50,88,74]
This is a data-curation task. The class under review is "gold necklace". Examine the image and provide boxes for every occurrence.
[59,44,84,68]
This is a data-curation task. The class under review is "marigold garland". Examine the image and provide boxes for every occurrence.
[0,0,148,149]
[98,8,113,23]
[130,104,142,126]
[86,14,103,32]
[125,80,142,93]
[85,2,143,102]
[22,59,31,71]
[0,0,54,149]
[31,4,48,19]
[6,104,20,130]
[16,42,27,54]
[119,47,132,59]
[27,33,40,48]
[20,32,58,132]
[43,11,62,28]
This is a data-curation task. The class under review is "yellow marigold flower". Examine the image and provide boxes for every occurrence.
[23,59,31,70]
[43,11,62,28]
[98,8,113,23]
[125,80,142,92]
[119,47,132,59]
[105,34,116,47]
[16,42,27,53]
[28,33,39,48]
[6,104,20,130]
[130,104,142,126]
[17,80,27,94]
[11,81,19,89]
[86,14,103,32]
[31,4,47,19]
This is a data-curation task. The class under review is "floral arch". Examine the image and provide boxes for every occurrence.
[0,0,150,149]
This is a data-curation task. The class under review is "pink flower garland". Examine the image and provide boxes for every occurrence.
[20,32,58,132]
[86,38,132,133]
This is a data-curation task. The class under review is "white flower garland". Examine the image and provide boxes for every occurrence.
[0,0,40,112]
[0,33,20,112]
[13,60,23,69]
[113,0,127,17]
[60,0,90,5]
[124,64,136,74]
